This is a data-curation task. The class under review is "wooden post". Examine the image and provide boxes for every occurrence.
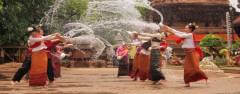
[1,48,4,63]
[18,48,20,63]
[0,48,2,63]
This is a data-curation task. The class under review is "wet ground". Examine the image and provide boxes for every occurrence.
[0,63,240,94]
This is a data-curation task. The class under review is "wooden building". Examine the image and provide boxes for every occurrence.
[148,0,239,57]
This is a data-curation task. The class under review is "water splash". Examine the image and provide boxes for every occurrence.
[40,0,165,59]
[132,0,164,24]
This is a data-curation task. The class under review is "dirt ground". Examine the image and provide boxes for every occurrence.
[0,63,240,94]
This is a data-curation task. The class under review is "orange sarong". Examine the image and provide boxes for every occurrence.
[184,49,208,84]
[131,53,150,81]
[138,54,150,81]
[29,50,48,86]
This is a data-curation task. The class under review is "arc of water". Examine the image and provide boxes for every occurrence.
[133,0,164,24]
[39,0,65,30]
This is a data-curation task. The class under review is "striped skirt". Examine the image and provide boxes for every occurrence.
[29,50,48,86]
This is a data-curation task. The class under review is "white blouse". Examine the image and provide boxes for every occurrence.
[28,35,55,52]
[170,28,195,48]
[140,49,150,55]
[151,41,161,49]
[131,39,142,46]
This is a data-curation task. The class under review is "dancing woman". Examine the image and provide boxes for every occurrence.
[161,23,208,87]
[131,40,151,81]
[149,37,166,84]
[116,43,129,77]
[28,27,57,86]
[128,32,142,76]
[138,33,166,84]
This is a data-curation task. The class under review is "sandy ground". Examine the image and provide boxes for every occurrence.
[0,63,240,94]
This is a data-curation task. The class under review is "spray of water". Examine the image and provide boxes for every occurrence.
[40,0,165,59]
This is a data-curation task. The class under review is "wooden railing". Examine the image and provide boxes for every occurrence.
[0,46,26,63]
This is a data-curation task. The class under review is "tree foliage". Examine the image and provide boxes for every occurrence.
[47,0,89,33]
[0,0,54,46]
[60,0,88,20]
[135,6,149,19]
[199,34,226,58]
[199,34,225,47]
[0,0,2,12]
[232,40,240,50]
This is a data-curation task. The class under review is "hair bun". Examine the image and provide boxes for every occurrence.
[189,22,199,28]
[188,22,199,32]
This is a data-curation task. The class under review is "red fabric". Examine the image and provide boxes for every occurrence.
[51,52,62,78]
[160,42,168,51]
[131,53,140,80]
[236,55,240,65]
[166,34,239,42]
[166,34,204,59]
[45,40,61,51]
[29,73,48,86]
[193,34,204,59]
[29,51,48,86]
[166,35,185,44]
[44,40,61,58]
[176,38,185,44]
[29,35,42,52]
[195,46,203,59]
[30,42,41,48]
[184,49,208,84]
[116,46,128,57]
[138,54,150,81]
[28,42,41,53]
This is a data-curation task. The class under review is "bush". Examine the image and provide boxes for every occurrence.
[199,34,225,47]
[232,40,240,55]
[199,34,226,59]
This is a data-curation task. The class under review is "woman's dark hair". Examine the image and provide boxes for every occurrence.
[151,37,161,42]
[141,40,151,50]
[187,23,197,32]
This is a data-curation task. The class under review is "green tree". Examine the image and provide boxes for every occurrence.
[60,0,88,20]
[47,0,89,33]
[0,0,54,46]
[0,0,2,12]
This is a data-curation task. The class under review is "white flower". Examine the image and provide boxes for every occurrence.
[27,27,34,32]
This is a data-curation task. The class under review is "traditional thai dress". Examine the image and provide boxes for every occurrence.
[116,45,129,77]
[170,29,208,84]
[45,40,62,79]
[131,47,141,80]
[138,49,151,81]
[28,35,55,86]
[159,42,168,67]
[131,40,151,81]
[128,39,141,76]
[51,46,65,78]
[149,41,166,82]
